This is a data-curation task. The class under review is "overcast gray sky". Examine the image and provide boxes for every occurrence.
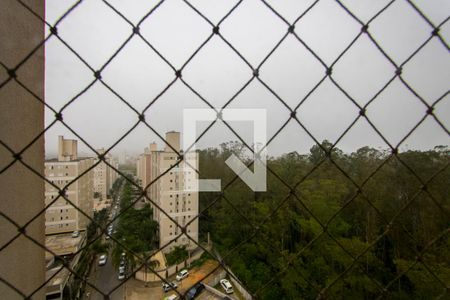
[44,0,449,158]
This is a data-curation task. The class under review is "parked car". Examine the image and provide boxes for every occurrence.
[119,259,126,267]
[118,271,125,280]
[162,281,178,292]
[98,254,107,266]
[176,269,189,281]
[71,231,80,238]
[220,279,234,294]
[185,283,204,300]
[164,295,179,300]
[119,265,126,273]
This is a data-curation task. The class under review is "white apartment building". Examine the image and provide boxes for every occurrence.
[44,136,94,235]
[138,131,199,253]
[93,148,119,200]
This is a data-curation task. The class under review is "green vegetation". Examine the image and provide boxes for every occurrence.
[199,141,450,299]
[190,251,213,269]
[111,181,158,269]
[166,245,189,265]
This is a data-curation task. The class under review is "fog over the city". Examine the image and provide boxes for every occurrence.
[45,0,450,158]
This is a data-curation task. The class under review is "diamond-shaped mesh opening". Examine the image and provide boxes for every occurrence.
[139,0,213,68]
[182,36,252,108]
[1,0,449,299]
[220,0,287,67]
[368,0,432,64]
[55,0,133,69]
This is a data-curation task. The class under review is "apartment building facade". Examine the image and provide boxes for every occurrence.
[44,136,94,235]
[138,132,199,253]
[109,157,119,190]
[93,148,119,200]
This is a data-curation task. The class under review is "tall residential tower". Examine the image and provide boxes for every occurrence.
[137,132,199,253]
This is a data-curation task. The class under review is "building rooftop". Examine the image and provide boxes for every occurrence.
[45,157,93,163]
[45,232,84,260]
[45,265,70,296]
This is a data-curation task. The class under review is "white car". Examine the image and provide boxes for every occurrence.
[118,272,125,280]
[71,231,80,238]
[98,254,107,266]
[176,269,189,281]
[220,279,234,294]
[162,281,178,292]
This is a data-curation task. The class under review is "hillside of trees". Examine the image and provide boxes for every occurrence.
[198,141,449,299]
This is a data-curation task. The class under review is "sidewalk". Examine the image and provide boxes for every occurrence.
[83,262,98,299]
[124,260,220,300]
[124,278,163,300]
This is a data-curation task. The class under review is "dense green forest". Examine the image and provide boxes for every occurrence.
[198,141,450,299]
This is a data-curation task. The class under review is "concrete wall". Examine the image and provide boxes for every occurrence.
[135,248,204,282]
[0,0,45,298]
[214,250,253,300]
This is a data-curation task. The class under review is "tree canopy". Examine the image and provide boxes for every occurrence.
[198,142,450,299]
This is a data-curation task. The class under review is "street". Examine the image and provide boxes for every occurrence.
[87,251,124,300]
[86,182,124,300]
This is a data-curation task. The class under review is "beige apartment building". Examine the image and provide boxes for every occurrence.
[138,131,199,253]
[93,148,119,200]
[110,156,119,189]
[44,136,94,235]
